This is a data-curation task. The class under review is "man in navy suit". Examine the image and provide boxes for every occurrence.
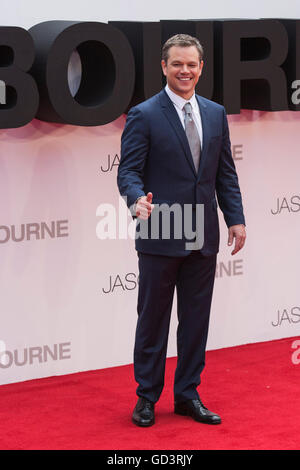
[118,34,246,426]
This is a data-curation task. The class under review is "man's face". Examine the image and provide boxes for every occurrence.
[161,45,203,100]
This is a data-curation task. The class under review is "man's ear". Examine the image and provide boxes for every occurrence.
[199,60,204,76]
[161,59,167,76]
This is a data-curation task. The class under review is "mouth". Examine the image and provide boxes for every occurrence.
[177,77,192,81]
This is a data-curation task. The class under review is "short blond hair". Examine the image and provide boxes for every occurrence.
[162,34,204,63]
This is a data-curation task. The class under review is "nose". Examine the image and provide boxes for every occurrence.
[180,64,189,74]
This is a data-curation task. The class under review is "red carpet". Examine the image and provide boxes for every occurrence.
[0,336,299,450]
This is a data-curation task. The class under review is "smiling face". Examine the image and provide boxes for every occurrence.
[161,45,203,100]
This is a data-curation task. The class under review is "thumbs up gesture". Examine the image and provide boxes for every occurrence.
[135,192,154,220]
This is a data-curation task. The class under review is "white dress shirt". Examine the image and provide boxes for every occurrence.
[165,84,203,149]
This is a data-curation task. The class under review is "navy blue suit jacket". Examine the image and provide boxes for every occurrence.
[118,89,245,257]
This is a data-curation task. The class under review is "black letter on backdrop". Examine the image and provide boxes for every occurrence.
[0,27,39,128]
[222,19,289,114]
[29,21,135,125]
[279,19,300,111]
[110,21,162,110]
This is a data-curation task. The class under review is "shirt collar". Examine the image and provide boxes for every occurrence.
[165,84,198,113]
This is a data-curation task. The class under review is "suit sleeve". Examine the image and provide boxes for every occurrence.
[117,106,149,212]
[215,108,246,228]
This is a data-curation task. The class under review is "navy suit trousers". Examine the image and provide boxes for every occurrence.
[134,250,217,404]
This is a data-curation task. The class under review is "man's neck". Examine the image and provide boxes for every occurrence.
[166,84,195,102]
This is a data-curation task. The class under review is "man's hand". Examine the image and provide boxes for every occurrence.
[228,224,246,255]
[135,192,154,220]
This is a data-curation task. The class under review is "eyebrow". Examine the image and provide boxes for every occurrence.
[171,60,198,64]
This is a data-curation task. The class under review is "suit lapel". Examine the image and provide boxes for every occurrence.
[196,95,211,182]
[159,90,197,177]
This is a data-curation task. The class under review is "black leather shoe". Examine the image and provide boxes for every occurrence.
[174,398,221,424]
[132,397,155,427]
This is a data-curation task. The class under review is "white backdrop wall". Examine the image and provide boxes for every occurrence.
[0,0,299,385]
[1,0,300,28]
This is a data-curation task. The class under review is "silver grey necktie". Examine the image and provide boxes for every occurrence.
[183,102,201,172]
